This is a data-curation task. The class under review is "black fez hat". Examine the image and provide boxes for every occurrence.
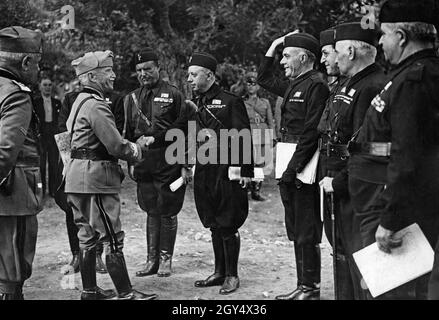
[379,0,438,25]
[189,52,217,73]
[320,28,335,47]
[335,22,378,46]
[0,26,42,53]
[135,48,159,65]
[283,33,320,57]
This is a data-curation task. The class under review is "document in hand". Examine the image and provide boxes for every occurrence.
[296,149,319,184]
[275,142,319,184]
[275,142,297,179]
[352,223,434,298]
[169,166,196,192]
[228,167,265,182]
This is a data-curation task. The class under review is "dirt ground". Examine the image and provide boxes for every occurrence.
[24,167,335,301]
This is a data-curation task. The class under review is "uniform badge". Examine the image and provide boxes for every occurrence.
[348,89,356,97]
[341,87,347,93]
[161,93,170,98]
[212,99,222,105]
[371,94,386,113]
[293,91,302,98]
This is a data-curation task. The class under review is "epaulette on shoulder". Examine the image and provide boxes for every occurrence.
[406,62,425,82]
[91,93,104,101]
[11,80,31,92]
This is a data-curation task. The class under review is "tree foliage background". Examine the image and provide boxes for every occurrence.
[0,0,380,96]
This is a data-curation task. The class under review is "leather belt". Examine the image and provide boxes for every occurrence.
[71,148,116,161]
[320,142,349,158]
[15,156,40,167]
[348,142,392,157]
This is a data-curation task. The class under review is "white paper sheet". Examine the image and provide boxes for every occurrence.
[228,167,265,182]
[352,223,434,298]
[296,149,319,184]
[275,142,297,179]
[169,166,195,192]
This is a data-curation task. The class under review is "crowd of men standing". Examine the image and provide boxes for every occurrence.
[0,0,439,301]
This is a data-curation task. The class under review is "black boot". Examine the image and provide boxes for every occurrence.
[106,251,158,300]
[79,248,116,300]
[293,244,321,300]
[157,216,177,277]
[96,243,108,274]
[136,216,160,277]
[219,232,240,295]
[251,181,265,201]
[195,231,226,287]
[275,242,304,300]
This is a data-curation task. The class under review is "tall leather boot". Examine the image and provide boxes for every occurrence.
[251,181,265,201]
[13,283,24,300]
[275,241,304,300]
[79,248,116,300]
[96,243,108,274]
[219,232,240,295]
[293,244,321,300]
[194,232,226,287]
[106,251,158,300]
[335,253,355,300]
[157,216,177,277]
[136,215,160,277]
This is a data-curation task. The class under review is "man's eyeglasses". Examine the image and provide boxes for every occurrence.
[246,82,257,86]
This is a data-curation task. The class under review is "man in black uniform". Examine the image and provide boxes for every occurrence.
[346,0,439,300]
[188,52,253,295]
[0,26,43,300]
[124,48,193,278]
[317,23,386,300]
[258,33,329,300]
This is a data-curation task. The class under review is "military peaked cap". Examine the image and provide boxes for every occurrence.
[71,50,114,76]
[283,33,320,57]
[135,48,159,64]
[189,52,218,73]
[0,26,42,54]
[335,22,378,46]
[320,28,336,47]
[379,0,438,25]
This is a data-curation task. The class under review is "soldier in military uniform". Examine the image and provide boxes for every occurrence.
[317,23,386,300]
[64,50,157,300]
[187,52,253,295]
[243,71,274,201]
[345,0,439,299]
[258,33,329,300]
[0,26,43,300]
[55,81,124,275]
[123,48,193,278]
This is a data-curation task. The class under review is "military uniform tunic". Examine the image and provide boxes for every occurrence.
[0,70,42,294]
[124,79,193,217]
[193,83,253,231]
[318,64,386,253]
[349,49,439,299]
[65,87,141,250]
[258,57,329,245]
